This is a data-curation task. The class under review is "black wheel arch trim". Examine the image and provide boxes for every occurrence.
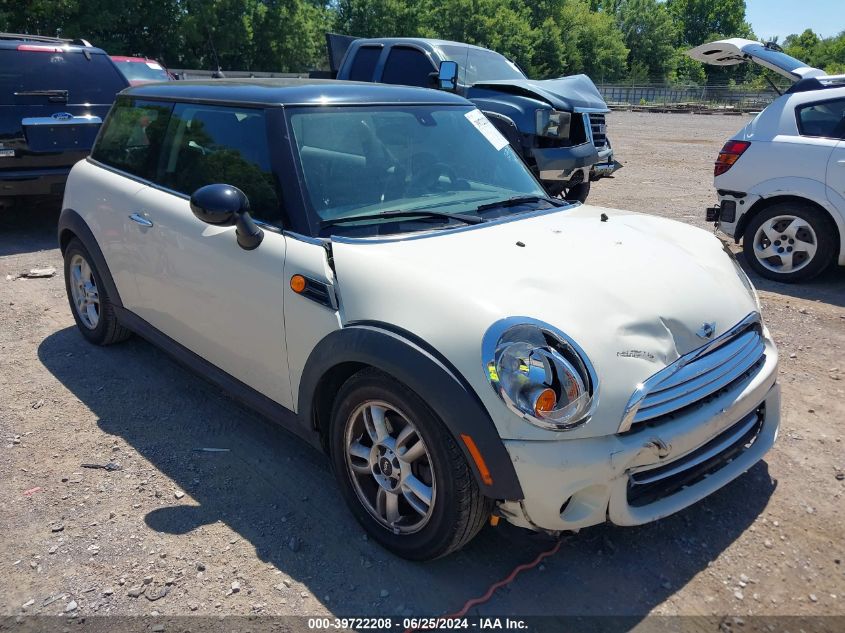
[58,208,123,308]
[298,323,524,501]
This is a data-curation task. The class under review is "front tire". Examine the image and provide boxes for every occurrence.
[63,238,131,345]
[546,181,591,203]
[742,202,836,283]
[329,368,492,560]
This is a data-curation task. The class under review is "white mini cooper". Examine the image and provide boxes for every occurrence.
[59,78,780,560]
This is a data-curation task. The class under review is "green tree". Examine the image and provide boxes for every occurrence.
[334,0,422,37]
[666,0,751,46]
[784,29,845,75]
[617,0,678,81]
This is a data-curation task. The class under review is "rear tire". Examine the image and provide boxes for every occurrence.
[329,368,492,560]
[742,202,836,283]
[63,238,131,345]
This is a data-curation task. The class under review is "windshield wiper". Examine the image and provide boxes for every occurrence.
[474,195,560,213]
[320,209,484,229]
[14,89,68,102]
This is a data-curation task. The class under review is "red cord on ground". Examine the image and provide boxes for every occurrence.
[404,538,563,632]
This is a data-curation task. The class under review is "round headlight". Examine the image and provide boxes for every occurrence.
[482,318,598,430]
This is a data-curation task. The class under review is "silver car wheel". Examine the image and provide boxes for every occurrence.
[344,400,436,534]
[69,253,100,329]
[752,214,818,274]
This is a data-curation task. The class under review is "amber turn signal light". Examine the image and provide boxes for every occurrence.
[290,274,307,293]
[533,388,557,416]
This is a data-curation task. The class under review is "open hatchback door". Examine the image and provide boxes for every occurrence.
[687,38,827,82]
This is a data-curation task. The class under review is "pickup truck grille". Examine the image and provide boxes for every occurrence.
[588,113,607,148]
[621,314,766,432]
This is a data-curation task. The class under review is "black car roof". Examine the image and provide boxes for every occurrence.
[123,78,472,107]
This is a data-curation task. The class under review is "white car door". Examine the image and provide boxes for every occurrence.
[127,103,294,409]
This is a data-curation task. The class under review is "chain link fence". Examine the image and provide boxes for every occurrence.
[598,82,781,113]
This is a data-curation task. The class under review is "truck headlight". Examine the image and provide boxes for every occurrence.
[535,109,571,138]
[482,318,597,430]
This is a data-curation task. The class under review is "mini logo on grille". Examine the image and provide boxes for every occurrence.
[697,322,717,339]
[51,112,73,121]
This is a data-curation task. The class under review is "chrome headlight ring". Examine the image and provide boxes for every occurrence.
[481,317,599,431]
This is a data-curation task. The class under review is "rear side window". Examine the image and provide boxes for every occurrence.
[0,49,127,106]
[157,104,282,225]
[91,98,173,180]
[381,47,436,88]
[796,98,845,139]
[348,46,381,82]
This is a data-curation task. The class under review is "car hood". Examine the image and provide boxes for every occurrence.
[687,38,826,82]
[468,74,608,111]
[330,205,758,440]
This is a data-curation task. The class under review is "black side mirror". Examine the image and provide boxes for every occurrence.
[438,60,458,92]
[190,184,264,250]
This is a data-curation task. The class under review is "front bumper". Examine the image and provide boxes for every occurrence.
[498,339,779,532]
[534,142,599,181]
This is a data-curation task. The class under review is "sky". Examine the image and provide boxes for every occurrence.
[745,0,845,40]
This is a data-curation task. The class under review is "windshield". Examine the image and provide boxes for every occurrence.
[288,105,549,236]
[113,60,170,84]
[438,45,525,85]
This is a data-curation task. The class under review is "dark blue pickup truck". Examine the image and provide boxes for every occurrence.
[329,35,620,202]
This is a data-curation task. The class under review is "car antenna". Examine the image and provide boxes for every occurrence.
[206,24,224,78]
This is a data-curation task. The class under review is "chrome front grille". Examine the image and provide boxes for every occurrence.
[621,314,766,432]
[588,113,607,148]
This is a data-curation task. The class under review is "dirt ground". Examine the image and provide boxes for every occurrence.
[1,111,843,625]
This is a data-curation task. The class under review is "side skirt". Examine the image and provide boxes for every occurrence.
[113,306,322,450]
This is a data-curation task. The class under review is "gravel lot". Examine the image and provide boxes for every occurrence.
[1,111,843,623]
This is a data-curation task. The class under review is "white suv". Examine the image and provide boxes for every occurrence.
[59,78,780,560]
[689,39,845,282]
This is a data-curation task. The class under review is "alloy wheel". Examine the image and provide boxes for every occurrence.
[343,400,436,534]
[752,214,818,274]
[68,253,100,329]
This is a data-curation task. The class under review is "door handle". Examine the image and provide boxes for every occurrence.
[129,213,153,228]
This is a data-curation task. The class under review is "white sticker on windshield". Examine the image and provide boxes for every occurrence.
[146,62,163,70]
[464,109,510,151]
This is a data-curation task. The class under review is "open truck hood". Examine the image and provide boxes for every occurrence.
[687,38,826,82]
[468,74,608,111]
[330,205,758,440]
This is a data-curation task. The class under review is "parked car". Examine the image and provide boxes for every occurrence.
[0,33,128,207]
[110,55,173,85]
[688,38,845,282]
[59,78,779,560]
[329,35,619,202]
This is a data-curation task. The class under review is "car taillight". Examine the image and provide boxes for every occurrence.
[715,140,750,176]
